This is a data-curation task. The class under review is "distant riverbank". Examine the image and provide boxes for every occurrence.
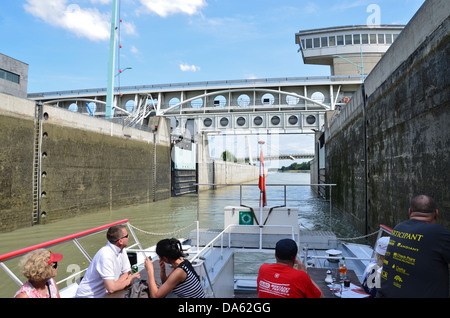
[277,170,310,173]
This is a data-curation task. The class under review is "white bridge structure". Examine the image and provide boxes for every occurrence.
[27,24,403,195]
[28,75,362,136]
[29,24,403,137]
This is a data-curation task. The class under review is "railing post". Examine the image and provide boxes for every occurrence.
[0,262,22,286]
[329,185,332,231]
[127,223,145,259]
[202,261,215,298]
[220,234,223,259]
[73,238,92,262]
[196,221,200,252]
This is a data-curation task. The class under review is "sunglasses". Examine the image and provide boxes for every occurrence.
[51,262,58,269]
[115,234,129,243]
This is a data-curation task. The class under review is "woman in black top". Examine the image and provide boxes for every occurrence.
[145,238,205,298]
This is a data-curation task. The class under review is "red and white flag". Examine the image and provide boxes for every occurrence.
[259,149,267,207]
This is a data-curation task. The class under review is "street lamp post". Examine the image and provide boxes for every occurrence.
[115,67,132,77]
[106,0,119,119]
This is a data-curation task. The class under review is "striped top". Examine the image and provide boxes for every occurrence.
[172,260,205,298]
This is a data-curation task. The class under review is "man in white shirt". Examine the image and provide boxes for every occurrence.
[76,225,140,298]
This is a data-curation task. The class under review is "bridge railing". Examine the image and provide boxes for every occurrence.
[28,75,363,98]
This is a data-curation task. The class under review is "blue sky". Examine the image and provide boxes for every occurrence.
[1,0,425,93]
[0,0,426,167]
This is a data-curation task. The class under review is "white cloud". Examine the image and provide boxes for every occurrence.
[120,20,137,35]
[24,0,135,42]
[139,0,207,17]
[304,3,319,14]
[90,0,112,4]
[130,45,140,54]
[179,63,200,72]
[331,0,371,11]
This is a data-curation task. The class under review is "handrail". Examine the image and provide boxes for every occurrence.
[303,224,394,269]
[189,222,295,297]
[194,183,337,231]
[194,183,337,186]
[379,224,393,234]
[1,219,134,292]
[190,224,234,264]
[28,75,363,98]
[0,219,129,262]
[191,223,295,264]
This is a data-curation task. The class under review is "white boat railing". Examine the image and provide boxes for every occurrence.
[194,182,337,231]
[0,219,141,291]
[302,224,393,270]
[189,223,296,297]
[189,183,393,291]
[189,182,336,295]
[190,223,296,263]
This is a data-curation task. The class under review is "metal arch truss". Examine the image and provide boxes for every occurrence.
[31,77,360,134]
[158,88,330,115]
[164,88,330,134]
[37,89,329,133]
[41,93,158,127]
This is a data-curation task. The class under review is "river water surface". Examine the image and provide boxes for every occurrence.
[0,172,366,297]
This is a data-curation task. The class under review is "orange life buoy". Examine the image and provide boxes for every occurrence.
[343,96,350,103]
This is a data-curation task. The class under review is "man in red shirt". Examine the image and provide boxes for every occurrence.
[257,239,323,298]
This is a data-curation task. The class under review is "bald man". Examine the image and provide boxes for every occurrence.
[378,195,450,298]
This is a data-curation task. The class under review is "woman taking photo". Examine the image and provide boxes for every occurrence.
[145,238,205,298]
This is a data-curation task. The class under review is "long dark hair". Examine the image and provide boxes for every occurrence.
[156,238,186,261]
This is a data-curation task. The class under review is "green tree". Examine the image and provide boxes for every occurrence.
[280,161,310,171]
[222,150,237,162]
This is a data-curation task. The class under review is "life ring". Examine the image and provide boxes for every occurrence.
[241,214,252,224]
[343,96,350,103]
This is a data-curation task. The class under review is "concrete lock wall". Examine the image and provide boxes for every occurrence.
[195,132,260,191]
[324,0,450,234]
[0,93,172,232]
[0,95,35,232]
[0,91,259,232]
[212,161,259,185]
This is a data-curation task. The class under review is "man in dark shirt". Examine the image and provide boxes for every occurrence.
[378,195,450,298]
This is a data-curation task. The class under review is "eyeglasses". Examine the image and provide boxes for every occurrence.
[115,234,129,242]
[52,262,58,269]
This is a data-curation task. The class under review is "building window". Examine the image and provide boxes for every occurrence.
[321,37,328,47]
[369,34,377,44]
[386,34,393,44]
[313,37,320,48]
[329,36,336,46]
[0,68,20,84]
[378,34,385,44]
[362,34,369,44]
[353,34,360,44]
[345,34,352,45]
[306,38,312,49]
[337,35,344,45]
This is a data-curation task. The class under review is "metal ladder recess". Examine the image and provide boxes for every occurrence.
[31,103,42,225]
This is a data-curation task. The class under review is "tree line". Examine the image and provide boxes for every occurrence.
[279,161,310,171]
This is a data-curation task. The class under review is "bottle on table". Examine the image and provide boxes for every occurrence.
[339,257,347,280]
